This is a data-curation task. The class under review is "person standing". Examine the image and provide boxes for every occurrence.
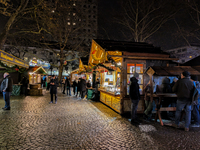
[129,73,140,126]
[66,76,71,96]
[80,76,87,99]
[72,78,78,96]
[1,72,13,110]
[172,71,195,131]
[62,77,66,94]
[20,76,29,96]
[49,75,58,104]
[190,75,200,127]
[76,78,81,97]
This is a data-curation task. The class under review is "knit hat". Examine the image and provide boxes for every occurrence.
[182,71,190,77]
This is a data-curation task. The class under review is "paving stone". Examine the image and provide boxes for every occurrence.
[0,91,200,149]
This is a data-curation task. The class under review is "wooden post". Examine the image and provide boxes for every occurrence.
[120,58,126,114]
[149,74,153,102]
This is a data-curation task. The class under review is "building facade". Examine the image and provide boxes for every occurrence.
[164,46,200,64]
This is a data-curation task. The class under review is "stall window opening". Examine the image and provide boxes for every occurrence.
[127,64,144,95]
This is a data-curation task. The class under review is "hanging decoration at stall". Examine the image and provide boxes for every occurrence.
[90,40,107,63]
[0,61,27,73]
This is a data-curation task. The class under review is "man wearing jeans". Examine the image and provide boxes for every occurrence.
[1,72,13,110]
[172,71,194,131]
[129,73,140,126]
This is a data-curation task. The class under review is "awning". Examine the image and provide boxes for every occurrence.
[0,50,29,68]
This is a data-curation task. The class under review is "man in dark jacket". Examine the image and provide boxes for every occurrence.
[172,71,195,131]
[80,76,87,99]
[49,75,58,104]
[1,72,13,110]
[129,73,140,126]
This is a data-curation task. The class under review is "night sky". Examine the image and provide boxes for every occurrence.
[98,0,199,51]
[0,0,199,51]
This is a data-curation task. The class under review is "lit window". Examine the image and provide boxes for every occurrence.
[189,56,192,58]
[73,13,76,16]
[68,22,71,25]
[73,3,76,6]
[73,22,76,25]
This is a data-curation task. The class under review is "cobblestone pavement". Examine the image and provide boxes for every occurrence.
[0,89,200,150]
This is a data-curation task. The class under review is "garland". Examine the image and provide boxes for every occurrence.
[0,61,27,73]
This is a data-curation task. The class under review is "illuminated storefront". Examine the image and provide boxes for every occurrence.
[88,39,178,114]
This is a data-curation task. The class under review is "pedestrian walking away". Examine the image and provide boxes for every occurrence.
[129,73,140,126]
[49,75,58,104]
[1,72,13,110]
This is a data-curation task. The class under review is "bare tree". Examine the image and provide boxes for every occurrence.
[0,0,31,49]
[116,0,178,42]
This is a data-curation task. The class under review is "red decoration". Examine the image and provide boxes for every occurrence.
[15,68,19,71]
[92,50,96,54]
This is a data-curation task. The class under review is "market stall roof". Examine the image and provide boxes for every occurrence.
[93,39,168,54]
[0,49,29,68]
[28,66,47,75]
[145,66,200,76]
[89,39,178,65]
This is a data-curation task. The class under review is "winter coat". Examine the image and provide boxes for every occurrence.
[50,78,58,94]
[129,77,140,100]
[73,80,78,87]
[1,75,13,92]
[65,78,71,87]
[80,79,87,91]
[77,80,81,92]
[172,77,194,101]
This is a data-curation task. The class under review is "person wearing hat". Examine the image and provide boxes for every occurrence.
[190,75,200,127]
[49,75,58,104]
[129,73,141,126]
[172,71,195,131]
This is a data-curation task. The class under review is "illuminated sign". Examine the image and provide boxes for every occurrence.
[29,58,50,69]
[0,50,29,68]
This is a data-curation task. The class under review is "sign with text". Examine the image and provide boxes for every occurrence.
[0,50,29,68]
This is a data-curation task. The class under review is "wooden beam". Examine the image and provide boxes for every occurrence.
[108,55,178,61]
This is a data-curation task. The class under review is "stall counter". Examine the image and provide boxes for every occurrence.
[99,88,121,113]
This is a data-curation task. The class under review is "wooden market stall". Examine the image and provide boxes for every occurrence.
[28,66,47,96]
[145,66,200,125]
[88,39,178,114]
[0,50,29,95]
[70,57,91,82]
